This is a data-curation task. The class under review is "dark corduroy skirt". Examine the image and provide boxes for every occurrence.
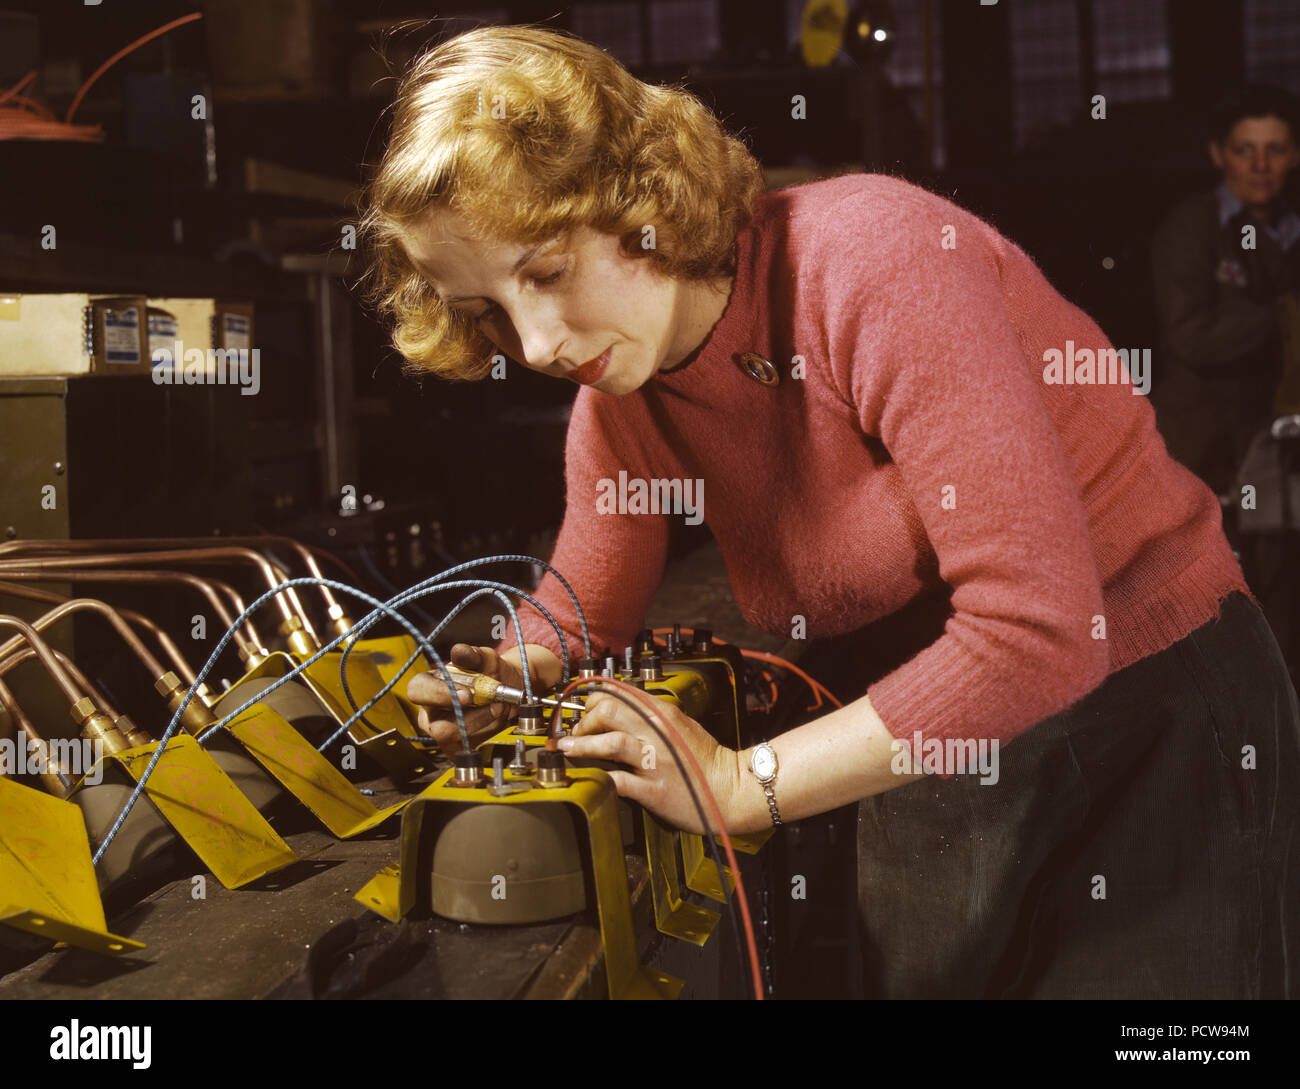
[854,590,1300,998]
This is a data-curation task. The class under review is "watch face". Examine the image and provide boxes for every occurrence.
[752,745,776,780]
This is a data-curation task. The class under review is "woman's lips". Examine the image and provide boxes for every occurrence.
[568,349,611,385]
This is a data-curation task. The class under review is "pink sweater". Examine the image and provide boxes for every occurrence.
[509,174,1251,744]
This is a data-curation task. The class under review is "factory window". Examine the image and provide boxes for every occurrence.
[1093,0,1170,103]
[651,0,722,66]
[1245,0,1300,94]
[1010,0,1170,150]
[1009,0,1083,149]
[571,2,646,67]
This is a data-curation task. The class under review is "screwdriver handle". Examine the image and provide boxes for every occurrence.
[444,666,507,707]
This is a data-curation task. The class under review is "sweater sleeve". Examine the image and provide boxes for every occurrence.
[816,184,1111,745]
[497,391,669,672]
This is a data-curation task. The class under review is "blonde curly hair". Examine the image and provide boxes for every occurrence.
[359,24,767,380]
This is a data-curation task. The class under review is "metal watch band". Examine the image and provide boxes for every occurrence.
[763,783,782,826]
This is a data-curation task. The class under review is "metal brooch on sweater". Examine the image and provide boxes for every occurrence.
[738,352,779,386]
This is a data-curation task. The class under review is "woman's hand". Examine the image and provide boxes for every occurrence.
[406,642,562,753]
[557,688,744,835]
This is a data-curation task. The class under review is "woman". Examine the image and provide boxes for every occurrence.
[362,25,1300,999]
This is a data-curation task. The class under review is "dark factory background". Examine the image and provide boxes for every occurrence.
[1,0,1298,1007]
[5,0,1298,563]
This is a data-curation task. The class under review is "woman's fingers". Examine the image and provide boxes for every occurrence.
[415,702,507,752]
[450,642,500,675]
[405,643,500,707]
[558,728,645,767]
[570,689,658,737]
[405,670,471,707]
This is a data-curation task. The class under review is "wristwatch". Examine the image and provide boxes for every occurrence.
[749,742,782,826]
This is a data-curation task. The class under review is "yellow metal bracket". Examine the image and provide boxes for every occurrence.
[238,652,433,785]
[67,733,300,889]
[356,767,680,1000]
[680,831,736,903]
[217,704,410,837]
[349,634,428,724]
[643,813,719,945]
[0,777,144,955]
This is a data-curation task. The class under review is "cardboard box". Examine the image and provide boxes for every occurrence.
[147,298,255,375]
[0,294,151,376]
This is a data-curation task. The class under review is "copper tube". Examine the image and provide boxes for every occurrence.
[0,598,167,679]
[0,567,263,655]
[0,676,73,795]
[0,580,199,686]
[0,547,317,643]
[0,534,349,624]
[0,616,85,704]
[0,645,117,718]
[0,618,132,754]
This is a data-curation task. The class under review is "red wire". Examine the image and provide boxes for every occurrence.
[0,12,204,143]
[549,674,765,1001]
[66,12,205,124]
[0,71,36,107]
[742,649,843,710]
[650,626,843,710]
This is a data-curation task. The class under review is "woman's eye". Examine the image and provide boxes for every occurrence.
[532,263,568,286]
[468,262,568,325]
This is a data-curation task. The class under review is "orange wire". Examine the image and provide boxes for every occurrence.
[0,12,205,141]
[0,70,36,107]
[650,626,843,709]
[550,674,765,1000]
[66,11,205,124]
[741,649,844,709]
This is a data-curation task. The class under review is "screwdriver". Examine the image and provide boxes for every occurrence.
[442,666,587,712]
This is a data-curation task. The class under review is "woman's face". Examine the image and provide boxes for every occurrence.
[403,207,731,395]
[1209,116,1299,214]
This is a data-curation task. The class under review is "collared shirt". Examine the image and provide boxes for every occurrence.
[1216,181,1300,250]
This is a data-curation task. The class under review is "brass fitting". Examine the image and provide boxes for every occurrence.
[78,712,131,756]
[156,671,218,735]
[29,739,73,798]
[113,714,153,749]
[280,614,319,656]
[327,604,352,639]
[241,645,270,668]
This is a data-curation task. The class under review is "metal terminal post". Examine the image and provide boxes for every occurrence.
[488,755,527,796]
[513,702,548,736]
[507,739,530,775]
[450,751,485,787]
[535,748,569,788]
